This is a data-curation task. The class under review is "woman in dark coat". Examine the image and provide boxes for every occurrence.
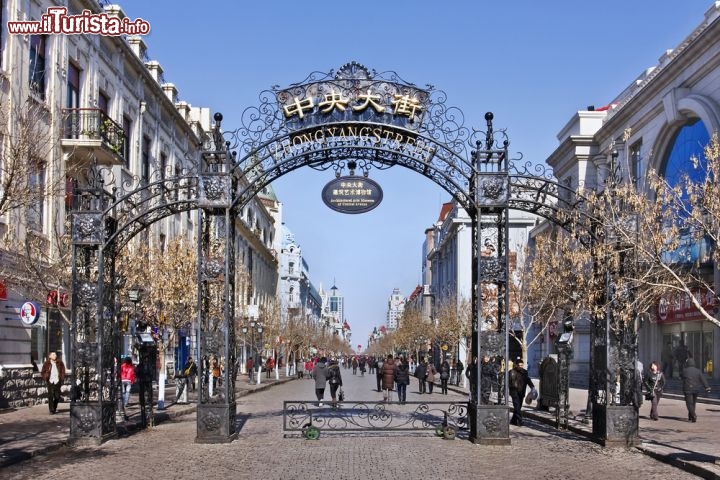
[414,357,427,394]
[326,360,343,406]
[439,358,451,394]
[381,355,396,401]
[312,357,329,406]
[643,360,665,421]
[681,357,710,422]
[394,357,410,404]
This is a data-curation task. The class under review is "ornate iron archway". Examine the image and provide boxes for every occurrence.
[68,62,638,446]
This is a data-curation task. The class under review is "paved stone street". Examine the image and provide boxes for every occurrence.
[2,370,700,480]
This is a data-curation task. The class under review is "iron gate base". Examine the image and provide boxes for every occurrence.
[468,403,511,445]
[195,403,238,443]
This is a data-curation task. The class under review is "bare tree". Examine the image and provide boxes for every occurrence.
[0,89,81,316]
[116,236,197,404]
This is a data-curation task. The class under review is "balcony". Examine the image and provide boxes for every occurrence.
[61,108,126,167]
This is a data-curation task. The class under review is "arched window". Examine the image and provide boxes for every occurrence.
[662,118,709,188]
[661,118,711,264]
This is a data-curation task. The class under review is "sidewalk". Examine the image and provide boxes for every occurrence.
[0,372,295,469]
[443,377,720,479]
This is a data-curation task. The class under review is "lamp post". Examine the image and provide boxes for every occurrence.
[245,320,263,384]
[241,324,249,377]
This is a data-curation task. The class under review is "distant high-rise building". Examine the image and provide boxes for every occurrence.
[386,287,405,331]
[320,281,344,334]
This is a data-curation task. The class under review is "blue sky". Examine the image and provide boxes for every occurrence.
[115,0,710,346]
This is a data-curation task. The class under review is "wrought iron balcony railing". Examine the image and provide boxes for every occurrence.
[62,108,126,165]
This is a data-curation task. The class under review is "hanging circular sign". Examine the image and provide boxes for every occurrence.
[321,175,383,214]
[19,301,40,326]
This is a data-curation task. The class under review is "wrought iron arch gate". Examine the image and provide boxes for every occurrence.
[68,62,637,446]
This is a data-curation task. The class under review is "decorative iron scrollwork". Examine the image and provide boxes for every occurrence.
[76,282,98,307]
[72,213,104,244]
[200,175,231,208]
[477,176,508,205]
[201,411,221,432]
[481,412,503,434]
[479,256,506,283]
[203,257,224,281]
[283,401,468,435]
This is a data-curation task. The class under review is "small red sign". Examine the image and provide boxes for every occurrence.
[0,280,7,301]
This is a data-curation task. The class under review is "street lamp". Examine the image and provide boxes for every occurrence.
[128,285,145,334]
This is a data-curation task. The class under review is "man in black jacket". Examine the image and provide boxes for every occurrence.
[509,358,535,426]
[681,357,710,422]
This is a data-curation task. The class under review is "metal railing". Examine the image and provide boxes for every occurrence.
[62,108,126,160]
[283,400,468,439]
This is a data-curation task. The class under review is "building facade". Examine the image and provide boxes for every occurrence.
[545,2,720,380]
[0,0,280,407]
[426,200,538,370]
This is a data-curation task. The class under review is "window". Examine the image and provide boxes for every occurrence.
[288,262,294,275]
[630,141,642,186]
[141,136,151,182]
[67,63,80,109]
[29,35,47,98]
[289,287,295,303]
[27,163,46,231]
[98,91,109,116]
[661,118,711,264]
[160,152,167,180]
[663,119,709,188]
[122,115,132,168]
[65,63,81,139]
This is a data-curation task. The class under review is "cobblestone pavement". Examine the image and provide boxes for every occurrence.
[2,369,701,480]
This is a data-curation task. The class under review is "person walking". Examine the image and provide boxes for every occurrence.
[183,357,198,392]
[381,354,396,402]
[414,356,427,394]
[509,358,535,426]
[661,342,674,379]
[375,356,384,392]
[41,352,66,415]
[466,356,478,403]
[439,357,451,394]
[351,356,358,375]
[394,356,410,404]
[426,359,437,394]
[327,359,343,407]
[265,357,274,379]
[675,341,690,375]
[210,356,221,392]
[643,360,665,421]
[681,357,710,422]
[120,356,136,408]
[480,355,498,404]
[312,357,329,406]
[455,358,464,386]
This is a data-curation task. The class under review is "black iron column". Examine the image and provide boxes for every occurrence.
[69,168,119,445]
[196,113,238,443]
[468,113,511,445]
[589,150,640,447]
